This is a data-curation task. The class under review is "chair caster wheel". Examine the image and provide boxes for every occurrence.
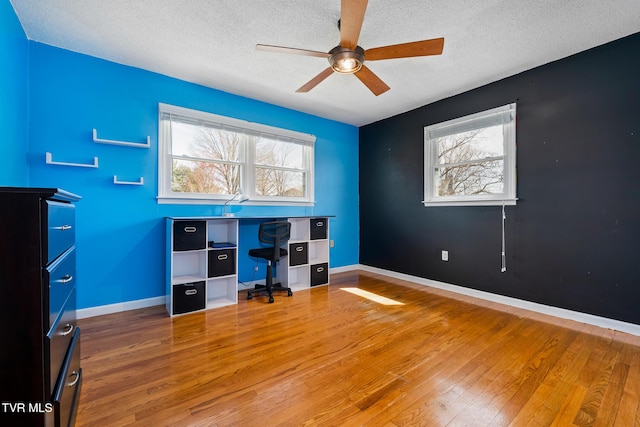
[268,296,274,303]
[288,290,293,297]
[247,294,253,300]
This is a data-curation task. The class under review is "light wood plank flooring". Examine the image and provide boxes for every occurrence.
[75,270,640,426]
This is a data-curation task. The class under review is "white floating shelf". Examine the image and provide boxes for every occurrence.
[93,129,150,148]
[113,176,144,186]
[46,152,99,168]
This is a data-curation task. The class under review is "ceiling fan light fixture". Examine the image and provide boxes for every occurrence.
[334,57,359,73]
[258,1,444,95]
[329,46,365,74]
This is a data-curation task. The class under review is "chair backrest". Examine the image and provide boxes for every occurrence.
[258,221,291,261]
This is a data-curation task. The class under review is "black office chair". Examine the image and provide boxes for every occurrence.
[247,221,292,303]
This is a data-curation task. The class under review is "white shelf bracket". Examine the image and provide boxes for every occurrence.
[46,152,99,168]
[93,129,150,148]
[113,176,144,186]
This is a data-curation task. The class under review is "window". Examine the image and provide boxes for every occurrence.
[424,103,516,206]
[158,104,315,204]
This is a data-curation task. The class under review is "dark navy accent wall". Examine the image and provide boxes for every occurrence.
[27,43,359,310]
[359,33,640,325]
[0,1,29,185]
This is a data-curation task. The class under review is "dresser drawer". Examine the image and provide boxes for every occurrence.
[46,288,77,396]
[310,262,329,287]
[52,328,81,427]
[46,200,75,264]
[46,247,76,329]
[310,218,327,240]
[173,220,206,251]
[173,281,206,315]
[289,242,308,266]
[208,248,236,277]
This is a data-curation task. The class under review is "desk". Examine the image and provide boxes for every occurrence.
[165,215,332,316]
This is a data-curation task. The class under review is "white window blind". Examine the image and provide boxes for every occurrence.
[426,106,515,139]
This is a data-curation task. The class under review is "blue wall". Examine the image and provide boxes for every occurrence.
[27,42,359,309]
[0,1,29,185]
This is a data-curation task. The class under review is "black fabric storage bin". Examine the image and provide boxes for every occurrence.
[173,220,206,251]
[311,263,329,286]
[310,218,327,240]
[173,281,205,314]
[208,248,236,277]
[289,242,308,266]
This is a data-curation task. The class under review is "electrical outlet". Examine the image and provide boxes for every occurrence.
[254,266,259,271]
[330,240,335,248]
[441,250,449,261]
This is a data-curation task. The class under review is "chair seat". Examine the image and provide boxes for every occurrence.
[248,247,287,261]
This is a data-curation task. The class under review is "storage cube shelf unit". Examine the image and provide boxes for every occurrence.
[166,216,331,316]
[280,217,330,291]
[166,218,239,316]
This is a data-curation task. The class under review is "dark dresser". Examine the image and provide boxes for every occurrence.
[0,187,82,427]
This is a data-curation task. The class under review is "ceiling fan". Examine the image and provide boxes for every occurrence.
[256,0,444,96]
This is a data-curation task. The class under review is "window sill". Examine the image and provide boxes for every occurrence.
[422,198,517,207]
[157,196,315,207]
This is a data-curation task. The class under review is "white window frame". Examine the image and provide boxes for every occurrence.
[158,103,315,205]
[424,103,517,207]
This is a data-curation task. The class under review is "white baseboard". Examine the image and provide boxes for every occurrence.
[77,296,166,319]
[330,264,360,274]
[78,264,639,337]
[237,279,265,290]
[353,264,640,337]
[77,266,352,319]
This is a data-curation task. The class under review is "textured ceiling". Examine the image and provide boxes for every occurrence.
[10,0,640,126]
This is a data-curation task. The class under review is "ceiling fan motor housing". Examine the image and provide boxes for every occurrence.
[329,46,365,74]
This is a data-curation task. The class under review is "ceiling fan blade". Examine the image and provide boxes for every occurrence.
[256,44,330,58]
[340,0,368,50]
[364,38,445,61]
[354,65,390,96]
[296,67,334,93]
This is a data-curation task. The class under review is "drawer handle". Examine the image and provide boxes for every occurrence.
[68,371,80,387]
[217,254,228,261]
[316,267,325,273]
[296,246,304,252]
[61,323,74,336]
[52,225,73,231]
[185,289,198,296]
[316,222,323,227]
[184,226,197,233]
[56,275,73,284]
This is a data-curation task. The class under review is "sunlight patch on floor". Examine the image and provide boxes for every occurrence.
[340,287,404,305]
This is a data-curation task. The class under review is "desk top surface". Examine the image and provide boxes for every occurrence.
[166,215,334,220]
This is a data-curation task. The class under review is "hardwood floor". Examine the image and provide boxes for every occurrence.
[75,271,640,426]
